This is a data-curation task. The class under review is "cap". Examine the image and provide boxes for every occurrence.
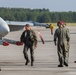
[59,20,66,25]
[57,20,66,26]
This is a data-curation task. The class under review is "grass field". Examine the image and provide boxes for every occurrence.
[48,23,76,26]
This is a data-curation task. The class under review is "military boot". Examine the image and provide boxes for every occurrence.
[58,65,63,67]
[25,59,30,65]
[64,62,68,67]
[31,61,34,66]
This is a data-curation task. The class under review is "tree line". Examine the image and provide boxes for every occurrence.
[0,7,76,23]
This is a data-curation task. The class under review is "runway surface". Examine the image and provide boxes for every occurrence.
[0,26,76,75]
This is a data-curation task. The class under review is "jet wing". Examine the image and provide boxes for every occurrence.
[5,21,50,32]
[5,21,34,32]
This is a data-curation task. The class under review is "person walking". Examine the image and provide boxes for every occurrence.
[20,24,37,66]
[54,21,70,67]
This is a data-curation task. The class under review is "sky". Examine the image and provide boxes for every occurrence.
[0,0,76,12]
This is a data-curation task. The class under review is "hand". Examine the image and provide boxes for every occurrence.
[54,41,56,46]
[33,44,37,49]
[35,44,37,48]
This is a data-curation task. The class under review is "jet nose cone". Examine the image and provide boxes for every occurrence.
[0,23,10,37]
[3,24,10,35]
[0,17,10,37]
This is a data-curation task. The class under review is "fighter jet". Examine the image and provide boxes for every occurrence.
[0,17,34,46]
[31,21,54,35]
[28,21,50,28]
[0,17,52,46]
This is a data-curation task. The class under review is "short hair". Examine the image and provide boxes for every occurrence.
[25,24,30,27]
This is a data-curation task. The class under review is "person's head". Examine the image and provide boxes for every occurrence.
[57,20,66,28]
[25,24,31,30]
[63,24,66,27]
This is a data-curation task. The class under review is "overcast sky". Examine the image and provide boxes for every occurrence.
[0,0,76,12]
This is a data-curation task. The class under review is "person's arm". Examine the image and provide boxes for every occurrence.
[32,30,37,47]
[66,28,70,42]
[54,29,58,45]
[20,31,25,42]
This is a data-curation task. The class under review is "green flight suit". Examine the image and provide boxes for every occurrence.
[54,27,70,66]
[20,29,37,64]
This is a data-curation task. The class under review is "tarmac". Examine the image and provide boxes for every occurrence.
[0,26,76,75]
